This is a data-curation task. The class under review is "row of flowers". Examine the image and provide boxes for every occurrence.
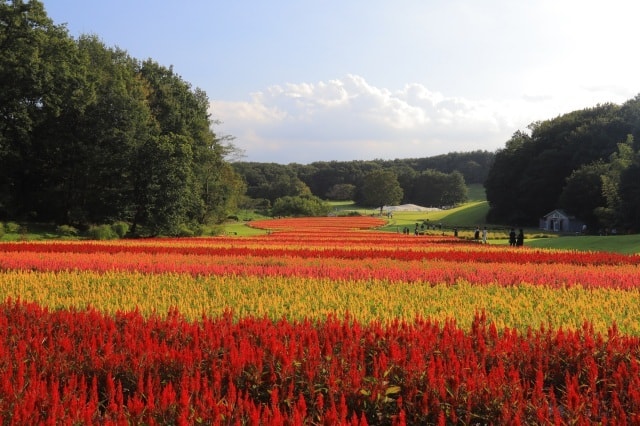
[1,270,639,335]
[2,239,639,265]
[1,300,639,425]
[1,250,640,289]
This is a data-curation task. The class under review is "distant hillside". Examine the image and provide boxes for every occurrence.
[376,150,494,184]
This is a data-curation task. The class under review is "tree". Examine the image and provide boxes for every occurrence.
[325,183,356,201]
[392,165,417,204]
[140,61,220,224]
[596,136,635,226]
[233,162,311,203]
[271,195,331,217]
[356,170,403,212]
[594,135,638,230]
[131,134,195,236]
[0,0,88,219]
[198,156,246,224]
[558,161,608,230]
[408,169,467,207]
[516,148,571,222]
[484,131,535,224]
[618,162,640,231]
[52,36,152,226]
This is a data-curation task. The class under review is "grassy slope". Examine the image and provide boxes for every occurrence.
[224,222,268,236]
[378,202,489,233]
[378,184,489,232]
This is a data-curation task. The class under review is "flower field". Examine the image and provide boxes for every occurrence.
[1,217,640,424]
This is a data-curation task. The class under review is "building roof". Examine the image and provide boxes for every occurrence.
[542,209,576,220]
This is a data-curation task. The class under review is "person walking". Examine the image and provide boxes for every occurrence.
[509,228,516,246]
[482,226,488,244]
[516,229,524,247]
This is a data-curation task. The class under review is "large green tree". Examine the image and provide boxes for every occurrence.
[46,36,153,225]
[591,135,640,231]
[356,170,403,212]
[407,169,467,207]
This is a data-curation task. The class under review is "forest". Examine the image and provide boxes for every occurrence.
[484,98,640,232]
[0,0,244,236]
[232,150,492,211]
[3,0,640,236]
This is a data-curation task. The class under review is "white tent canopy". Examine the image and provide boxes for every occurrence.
[384,204,441,212]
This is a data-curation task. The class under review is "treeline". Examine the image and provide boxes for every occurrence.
[233,150,493,210]
[0,1,244,235]
[485,96,640,232]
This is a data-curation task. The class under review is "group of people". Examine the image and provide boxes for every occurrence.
[473,226,524,246]
[403,223,525,246]
[474,226,488,244]
[508,228,524,247]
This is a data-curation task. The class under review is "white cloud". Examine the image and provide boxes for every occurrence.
[50,0,640,166]
[210,74,634,164]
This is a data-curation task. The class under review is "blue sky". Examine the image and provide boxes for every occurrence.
[44,0,640,164]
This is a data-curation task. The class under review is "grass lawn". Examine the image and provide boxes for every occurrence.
[224,221,268,236]
[525,233,640,254]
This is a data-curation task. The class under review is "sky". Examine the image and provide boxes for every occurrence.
[44,0,640,164]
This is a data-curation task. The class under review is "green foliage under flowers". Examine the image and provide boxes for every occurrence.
[176,224,195,237]
[172,223,226,237]
[86,224,118,240]
[84,222,132,240]
[111,221,130,238]
[4,222,21,234]
[55,225,79,237]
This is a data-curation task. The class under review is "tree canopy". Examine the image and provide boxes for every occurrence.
[356,170,403,211]
[0,0,243,235]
